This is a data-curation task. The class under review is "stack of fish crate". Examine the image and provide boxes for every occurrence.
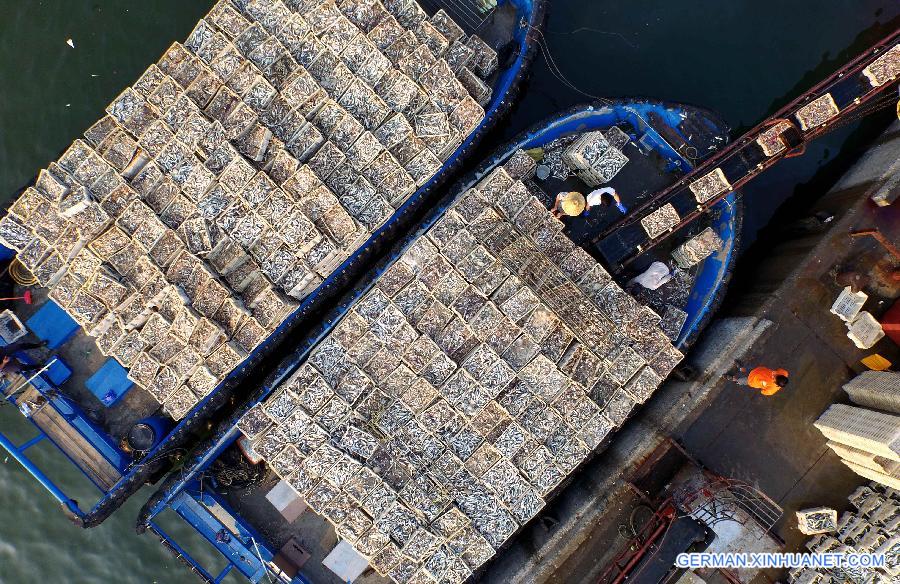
[791,483,899,583]
[561,131,629,187]
[0,0,499,421]
[843,371,900,415]
[236,149,683,584]
[814,371,900,490]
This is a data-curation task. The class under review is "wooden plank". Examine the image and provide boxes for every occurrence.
[21,387,121,490]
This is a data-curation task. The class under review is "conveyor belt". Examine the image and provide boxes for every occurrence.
[595,31,900,271]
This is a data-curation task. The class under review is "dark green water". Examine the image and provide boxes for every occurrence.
[0,1,897,583]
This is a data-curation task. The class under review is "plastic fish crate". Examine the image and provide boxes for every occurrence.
[843,371,900,415]
[796,507,838,535]
[814,404,900,461]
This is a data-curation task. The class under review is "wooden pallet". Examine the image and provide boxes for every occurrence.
[19,386,121,491]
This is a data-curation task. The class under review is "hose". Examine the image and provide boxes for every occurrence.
[8,260,36,286]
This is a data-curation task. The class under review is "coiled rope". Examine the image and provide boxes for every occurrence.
[8,259,36,286]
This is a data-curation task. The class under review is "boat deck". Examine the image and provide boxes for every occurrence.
[16,384,122,490]
[525,132,695,272]
[12,286,161,444]
[1,282,168,494]
[213,456,390,584]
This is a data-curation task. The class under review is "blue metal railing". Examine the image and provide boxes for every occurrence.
[168,488,270,583]
[0,430,82,517]
[0,359,132,520]
[150,481,313,584]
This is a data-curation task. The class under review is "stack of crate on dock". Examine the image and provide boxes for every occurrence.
[814,372,900,490]
[561,130,629,187]
[0,0,499,420]
[237,150,683,584]
[791,483,899,584]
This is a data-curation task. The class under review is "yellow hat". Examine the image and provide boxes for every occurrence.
[560,191,586,216]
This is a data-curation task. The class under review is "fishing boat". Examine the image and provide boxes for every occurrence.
[0,0,543,528]
[134,99,739,584]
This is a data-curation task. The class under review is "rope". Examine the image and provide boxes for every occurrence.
[9,260,36,286]
[249,536,275,584]
[527,25,615,107]
[420,0,488,31]
[547,27,639,50]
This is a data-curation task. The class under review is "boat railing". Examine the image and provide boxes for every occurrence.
[146,521,222,584]
[149,481,313,584]
[0,426,84,518]
[0,366,131,522]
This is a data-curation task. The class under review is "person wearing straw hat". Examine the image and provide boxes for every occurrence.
[551,191,586,218]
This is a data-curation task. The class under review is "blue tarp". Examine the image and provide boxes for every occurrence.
[26,301,79,349]
[85,358,133,407]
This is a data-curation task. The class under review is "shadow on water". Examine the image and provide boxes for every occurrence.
[722,13,900,306]
[761,13,900,126]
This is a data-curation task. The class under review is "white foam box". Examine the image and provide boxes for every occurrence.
[266,479,308,523]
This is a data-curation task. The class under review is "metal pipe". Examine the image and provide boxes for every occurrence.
[18,433,46,452]
[850,228,900,261]
[147,521,218,584]
[609,512,673,584]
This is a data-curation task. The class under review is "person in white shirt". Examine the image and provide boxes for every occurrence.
[586,187,627,215]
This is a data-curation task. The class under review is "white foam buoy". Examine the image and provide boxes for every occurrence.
[66,38,75,48]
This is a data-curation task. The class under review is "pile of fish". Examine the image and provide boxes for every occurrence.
[795,94,840,131]
[795,484,899,583]
[0,0,499,420]
[561,130,629,187]
[671,227,723,269]
[862,44,899,88]
[238,150,682,583]
[640,202,680,239]
[688,167,731,204]
[795,507,838,535]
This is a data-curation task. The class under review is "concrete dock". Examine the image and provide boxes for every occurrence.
[483,122,900,584]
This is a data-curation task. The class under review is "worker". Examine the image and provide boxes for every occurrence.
[0,355,44,377]
[0,340,47,359]
[628,261,673,291]
[551,191,586,218]
[586,187,628,215]
[724,364,790,396]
